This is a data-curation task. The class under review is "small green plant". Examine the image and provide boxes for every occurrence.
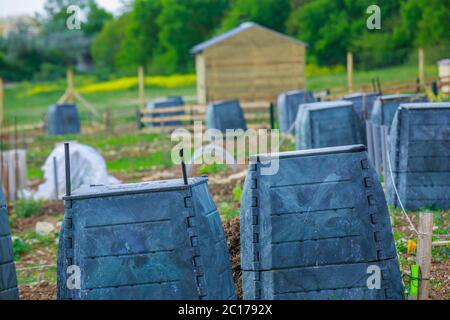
[219,202,239,220]
[199,162,227,175]
[232,184,242,203]
[12,237,30,260]
[14,198,44,218]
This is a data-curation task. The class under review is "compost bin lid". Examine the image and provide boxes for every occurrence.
[344,92,379,98]
[398,102,450,110]
[378,94,419,101]
[284,89,311,96]
[250,144,367,162]
[63,176,207,200]
[301,100,353,110]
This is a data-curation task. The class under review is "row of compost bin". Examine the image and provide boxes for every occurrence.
[2,144,409,300]
[2,93,448,300]
[0,187,19,299]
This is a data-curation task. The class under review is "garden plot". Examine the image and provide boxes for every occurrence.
[4,129,449,300]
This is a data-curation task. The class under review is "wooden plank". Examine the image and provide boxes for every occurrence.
[141,106,187,114]
[432,241,450,247]
[419,48,425,85]
[67,69,74,103]
[206,59,305,69]
[196,54,207,105]
[347,52,353,93]
[138,66,145,111]
[142,114,204,123]
[417,212,433,300]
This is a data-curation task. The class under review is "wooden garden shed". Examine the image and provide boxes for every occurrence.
[190,22,307,104]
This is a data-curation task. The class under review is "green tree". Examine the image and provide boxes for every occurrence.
[91,14,129,73]
[83,0,113,37]
[117,0,162,72]
[219,0,290,33]
[155,0,229,73]
[287,0,350,65]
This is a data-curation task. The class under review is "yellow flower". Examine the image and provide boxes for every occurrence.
[18,84,63,98]
[79,77,138,94]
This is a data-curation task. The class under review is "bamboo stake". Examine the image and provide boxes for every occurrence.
[138,66,145,111]
[347,52,353,93]
[417,212,433,300]
[419,48,425,85]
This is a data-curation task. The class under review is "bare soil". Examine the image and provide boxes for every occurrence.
[12,201,65,233]
[223,217,242,299]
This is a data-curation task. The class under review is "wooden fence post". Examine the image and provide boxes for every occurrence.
[67,69,75,103]
[417,212,433,300]
[347,52,353,93]
[0,78,4,126]
[138,66,145,111]
[419,48,425,85]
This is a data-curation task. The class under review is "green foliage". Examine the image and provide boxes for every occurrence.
[199,162,227,175]
[155,0,229,73]
[219,0,290,33]
[232,184,242,203]
[14,198,44,218]
[12,237,31,260]
[91,14,129,73]
[118,0,162,72]
[219,202,240,220]
[83,0,113,37]
[2,0,450,79]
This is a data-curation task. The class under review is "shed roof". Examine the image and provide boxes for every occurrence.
[190,22,307,54]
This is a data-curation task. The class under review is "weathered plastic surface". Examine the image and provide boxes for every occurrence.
[57,177,235,300]
[370,94,427,127]
[343,92,380,120]
[241,145,403,300]
[48,104,81,136]
[205,100,247,133]
[0,184,19,300]
[277,90,316,133]
[295,101,363,150]
[386,103,450,210]
[146,96,185,127]
[343,92,380,143]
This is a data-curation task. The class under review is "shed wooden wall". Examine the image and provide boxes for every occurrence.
[197,26,305,104]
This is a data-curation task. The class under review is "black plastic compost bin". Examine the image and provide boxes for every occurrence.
[295,101,363,150]
[57,177,235,300]
[343,92,380,143]
[145,96,185,127]
[205,99,247,133]
[277,90,316,133]
[240,145,403,300]
[47,104,81,136]
[370,94,427,127]
[0,184,19,300]
[386,103,450,210]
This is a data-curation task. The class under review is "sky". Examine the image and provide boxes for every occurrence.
[0,0,123,18]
